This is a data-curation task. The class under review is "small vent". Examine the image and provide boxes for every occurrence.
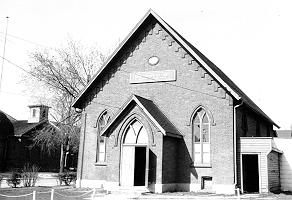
[148,56,159,66]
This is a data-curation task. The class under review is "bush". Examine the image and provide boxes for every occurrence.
[6,171,21,188]
[58,171,77,186]
[21,163,40,187]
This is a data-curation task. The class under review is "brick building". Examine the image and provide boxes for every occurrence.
[72,10,281,194]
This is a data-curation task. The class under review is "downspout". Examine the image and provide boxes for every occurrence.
[233,100,243,191]
[78,112,87,188]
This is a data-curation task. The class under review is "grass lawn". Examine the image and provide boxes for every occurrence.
[0,186,94,200]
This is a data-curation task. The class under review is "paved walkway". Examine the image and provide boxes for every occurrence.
[91,193,292,200]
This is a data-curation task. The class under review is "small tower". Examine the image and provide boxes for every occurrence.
[28,105,50,123]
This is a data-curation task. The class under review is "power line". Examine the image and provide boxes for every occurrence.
[0,31,52,48]
[0,55,35,77]
[0,89,58,101]
[0,54,226,114]
[0,17,9,91]
[0,56,126,109]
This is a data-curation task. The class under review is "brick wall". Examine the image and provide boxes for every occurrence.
[162,136,178,184]
[78,18,235,189]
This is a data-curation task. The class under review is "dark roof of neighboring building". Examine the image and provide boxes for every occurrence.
[276,130,292,138]
[101,95,182,138]
[0,111,14,138]
[0,110,17,122]
[12,120,46,137]
[72,9,279,128]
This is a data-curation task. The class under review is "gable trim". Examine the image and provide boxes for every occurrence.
[72,9,240,108]
[71,9,278,128]
[101,95,182,138]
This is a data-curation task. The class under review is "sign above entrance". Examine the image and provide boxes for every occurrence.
[129,70,176,84]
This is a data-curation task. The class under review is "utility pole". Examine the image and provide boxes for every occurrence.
[0,16,9,91]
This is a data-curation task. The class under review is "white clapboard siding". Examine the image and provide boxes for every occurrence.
[239,137,273,193]
[240,137,272,153]
[274,138,292,191]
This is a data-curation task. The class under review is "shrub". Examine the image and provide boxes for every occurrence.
[21,163,40,187]
[6,171,21,188]
[58,171,77,186]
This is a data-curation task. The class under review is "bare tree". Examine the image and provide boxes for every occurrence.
[26,39,106,172]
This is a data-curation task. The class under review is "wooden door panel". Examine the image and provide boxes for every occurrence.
[121,146,135,186]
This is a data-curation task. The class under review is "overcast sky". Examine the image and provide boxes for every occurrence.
[0,0,291,129]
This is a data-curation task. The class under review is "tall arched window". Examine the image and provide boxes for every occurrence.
[193,107,210,164]
[96,111,110,162]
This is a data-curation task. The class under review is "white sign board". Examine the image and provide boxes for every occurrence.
[129,70,176,84]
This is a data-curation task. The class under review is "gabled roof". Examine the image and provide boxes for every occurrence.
[12,120,46,137]
[72,9,279,128]
[276,130,292,138]
[101,95,182,138]
[0,110,17,122]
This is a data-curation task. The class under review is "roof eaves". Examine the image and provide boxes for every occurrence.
[132,95,166,135]
[243,101,280,128]
[71,10,279,128]
[149,10,241,100]
[18,120,47,136]
[72,9,240,109]
[72,10,154,108]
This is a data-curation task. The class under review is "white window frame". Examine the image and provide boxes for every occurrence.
[95,110,110,164]
[192,108,211,165]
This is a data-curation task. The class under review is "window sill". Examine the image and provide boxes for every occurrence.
[94,162,107,166]
[191,163,212,168]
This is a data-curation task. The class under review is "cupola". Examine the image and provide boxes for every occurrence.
[28,105,50,123]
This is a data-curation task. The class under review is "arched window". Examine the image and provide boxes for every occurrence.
[123,120,148,145]
[96,111,110,162]
[193,107,210,164]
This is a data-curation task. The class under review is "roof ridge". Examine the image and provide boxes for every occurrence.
[71,10,278,128]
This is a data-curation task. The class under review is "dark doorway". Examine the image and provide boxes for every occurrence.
[242,154,259,193]
[134,147,146,186]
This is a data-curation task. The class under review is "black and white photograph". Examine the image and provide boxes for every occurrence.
[0,0,292,199]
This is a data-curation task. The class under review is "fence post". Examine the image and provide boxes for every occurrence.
[91,188,96,200]
[32,191,36,200]
[51,189,54,200]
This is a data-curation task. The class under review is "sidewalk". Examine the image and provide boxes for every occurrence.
[92,193,292,200]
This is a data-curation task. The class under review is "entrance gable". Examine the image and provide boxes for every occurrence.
[101,95,182,139]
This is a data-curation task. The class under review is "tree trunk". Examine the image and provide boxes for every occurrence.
[59,143,65,173]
